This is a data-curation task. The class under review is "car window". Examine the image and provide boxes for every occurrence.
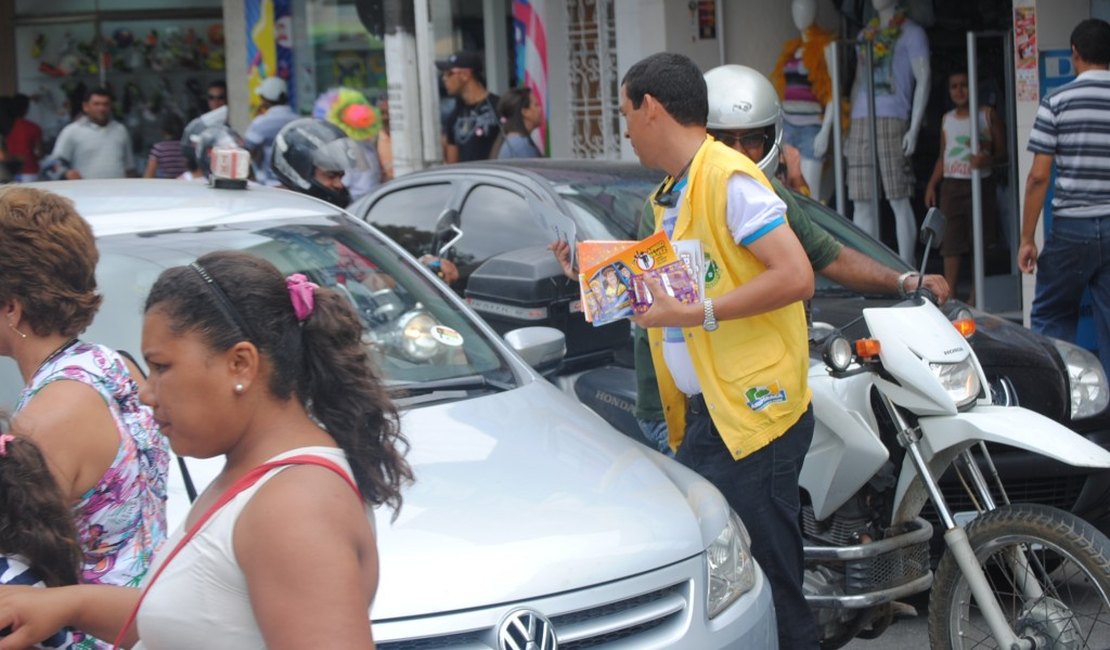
[364,183,454,258]
[552,179,658,240]
[89,214,516,391]
[454,185,548,272]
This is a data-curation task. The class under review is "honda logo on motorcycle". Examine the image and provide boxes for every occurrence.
[497,608,558,650]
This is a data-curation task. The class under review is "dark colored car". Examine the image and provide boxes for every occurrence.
[350,159,1110,534]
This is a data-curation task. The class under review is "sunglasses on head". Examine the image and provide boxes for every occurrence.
[710,129,768,150]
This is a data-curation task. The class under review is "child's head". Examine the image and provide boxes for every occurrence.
[0,431,83,587]
[947,69,969,108]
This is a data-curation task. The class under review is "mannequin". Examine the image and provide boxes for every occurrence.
[772,0,837,200]
[846,0,930,265]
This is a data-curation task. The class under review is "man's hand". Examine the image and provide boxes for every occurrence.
[547,240,575,280]
[924,184,938,208]
[419,255,460,284]
[629,275,702,329]
[1018,240,1039,274]
[64,169,82,180]
[905,273,951,304]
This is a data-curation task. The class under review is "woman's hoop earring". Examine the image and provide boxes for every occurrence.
[234,383,245,395]
[8,322,27,339]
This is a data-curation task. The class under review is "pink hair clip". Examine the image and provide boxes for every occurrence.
[0,434,15,456]
[285,273,319,322]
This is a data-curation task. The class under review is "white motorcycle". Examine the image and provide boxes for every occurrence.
[805,208,1110,648]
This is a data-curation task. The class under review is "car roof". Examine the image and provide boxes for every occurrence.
[389,159,661,186]
[27,179,342,237]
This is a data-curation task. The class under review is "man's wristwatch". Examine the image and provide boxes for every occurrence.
[702,298,719,332]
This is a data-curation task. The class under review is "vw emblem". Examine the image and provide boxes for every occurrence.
[497,608,558,650]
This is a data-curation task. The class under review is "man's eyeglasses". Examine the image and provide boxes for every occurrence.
[709,129,768,151]
[208,94,226,101]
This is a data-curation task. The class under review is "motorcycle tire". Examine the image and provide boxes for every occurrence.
[927,503,1110,649]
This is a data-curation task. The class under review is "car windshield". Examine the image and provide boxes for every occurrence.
[91,214,517,395]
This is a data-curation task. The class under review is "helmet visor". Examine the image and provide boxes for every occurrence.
[312,137,368,173]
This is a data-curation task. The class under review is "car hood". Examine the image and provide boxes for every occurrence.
[370,380,714,620]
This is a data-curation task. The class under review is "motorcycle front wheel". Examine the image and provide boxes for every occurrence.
[928,503,1110,649]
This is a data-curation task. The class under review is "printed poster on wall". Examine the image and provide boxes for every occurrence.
[1013,0,1038,102]
[512,0,549,154]
[245,0,295,112]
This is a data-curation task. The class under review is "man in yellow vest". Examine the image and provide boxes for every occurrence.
[623,52,819,649]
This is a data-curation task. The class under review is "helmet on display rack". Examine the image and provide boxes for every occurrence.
[270,117,368,208]
[703,64,784,179]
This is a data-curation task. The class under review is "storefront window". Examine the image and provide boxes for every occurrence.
[300,0,387,111]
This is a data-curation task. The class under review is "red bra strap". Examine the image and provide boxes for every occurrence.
[112,455,361,649]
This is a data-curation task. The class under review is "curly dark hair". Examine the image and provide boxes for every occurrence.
[0,186,102,337]
[144,251,413,514]
[0,434,83,588]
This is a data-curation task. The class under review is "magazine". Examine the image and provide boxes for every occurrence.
[578,232,700,326]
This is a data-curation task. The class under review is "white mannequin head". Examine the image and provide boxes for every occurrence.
[792,0,817,32]
[872,0,897,13]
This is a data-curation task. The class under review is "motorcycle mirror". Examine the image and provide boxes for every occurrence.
[920,207,946,248]
[432,208,463,257]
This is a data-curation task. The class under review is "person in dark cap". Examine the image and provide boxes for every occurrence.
[435,50,500,162]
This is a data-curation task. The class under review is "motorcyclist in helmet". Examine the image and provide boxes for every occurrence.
[702,63,949,300]
[271,118,459,283]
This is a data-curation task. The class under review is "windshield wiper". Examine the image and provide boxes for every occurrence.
[388,372,515,398]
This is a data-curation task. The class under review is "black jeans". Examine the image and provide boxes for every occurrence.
[676,397,819,650]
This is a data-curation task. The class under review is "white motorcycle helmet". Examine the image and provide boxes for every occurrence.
[704,64,784,179]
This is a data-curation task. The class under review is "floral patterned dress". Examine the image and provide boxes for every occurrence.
[15,342,170,590]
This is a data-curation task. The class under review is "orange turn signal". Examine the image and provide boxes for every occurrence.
[855,338,881,359]
[953,318,976,338]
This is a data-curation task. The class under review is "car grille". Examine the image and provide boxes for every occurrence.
[376,581,690,649]
[552,583,687,648]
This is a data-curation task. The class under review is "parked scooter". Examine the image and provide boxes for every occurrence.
[505,209,1110,648]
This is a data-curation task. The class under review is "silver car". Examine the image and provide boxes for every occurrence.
[0,180,777,649]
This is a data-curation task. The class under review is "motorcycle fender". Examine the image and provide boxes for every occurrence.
[893,405,1110,517]
[802,371,890,521]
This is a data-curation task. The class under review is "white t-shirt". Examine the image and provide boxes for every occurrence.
[660,173,787,396]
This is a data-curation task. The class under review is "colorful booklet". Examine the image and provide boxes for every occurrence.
[578,232,701,326]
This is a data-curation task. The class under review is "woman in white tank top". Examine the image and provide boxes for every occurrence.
[0,251,413,649]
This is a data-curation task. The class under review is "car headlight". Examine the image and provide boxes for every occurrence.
[395,310,442,362]
[1051,338,1110,419]
[929,358,981,408]
[706,509,755,619]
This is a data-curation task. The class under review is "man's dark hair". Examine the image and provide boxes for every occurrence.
[85,86,112,102]
[207,79,227,93]
[1071,18,1110,66]
[621,52,707,127]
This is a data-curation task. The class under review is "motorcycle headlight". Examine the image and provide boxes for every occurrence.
[706,509,756,619]
[1051,338,1110,419]
[929,358,981,408]
[395,310,442,362]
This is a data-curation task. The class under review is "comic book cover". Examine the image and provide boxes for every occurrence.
[579,231,700,326]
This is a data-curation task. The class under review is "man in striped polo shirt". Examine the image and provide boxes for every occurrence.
[1019,18,1110,375]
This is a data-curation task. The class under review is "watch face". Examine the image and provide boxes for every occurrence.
[704,320,719,332]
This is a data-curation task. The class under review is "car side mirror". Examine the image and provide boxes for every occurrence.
[920,207,945,249]
[433,208,463,257]
[504,326,566,371]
